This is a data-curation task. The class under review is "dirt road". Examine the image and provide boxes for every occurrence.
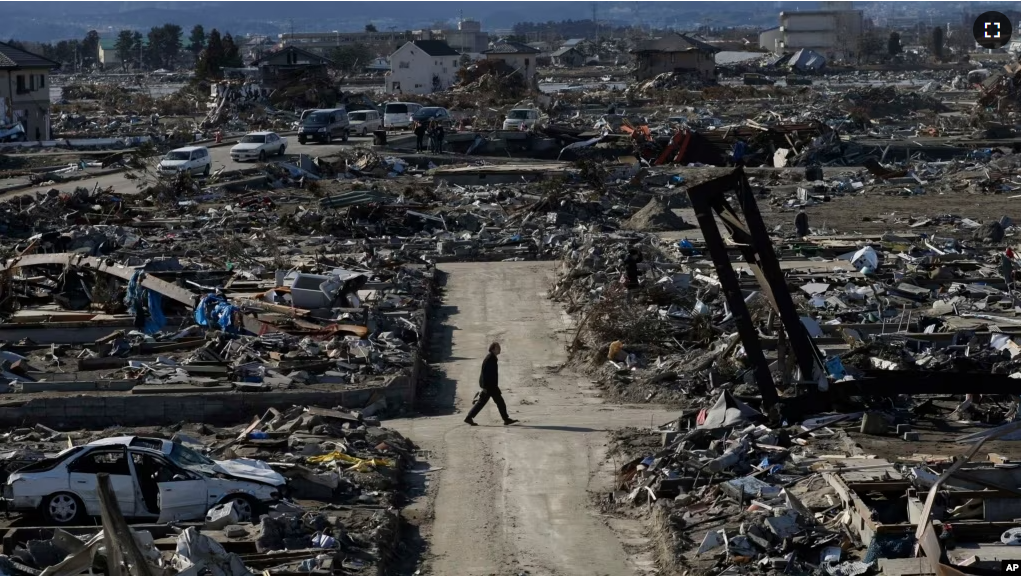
[386,262,672,576]
[1,136,373,200]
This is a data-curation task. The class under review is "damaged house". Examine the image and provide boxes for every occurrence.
[630,33,719,81]
[0,41,60,141]
[552,46,586,68]
[251,45,333,87]
[482,41,541,88]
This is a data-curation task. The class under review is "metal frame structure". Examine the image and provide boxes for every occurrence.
[686,168,825,408]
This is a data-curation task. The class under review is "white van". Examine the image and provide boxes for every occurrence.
[502,109,543,131]
[383,102,422,130]
[157,146,211,176]
[348,110,382,136]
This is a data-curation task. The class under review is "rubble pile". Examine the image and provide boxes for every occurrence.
[416,60,533,110]
[541,157,1021,574]
[622,196,695,232]
[978,63,1021,112]
[605,392,1021,576]
[0,405,416,575]
[838,85,949,117]
[625,71,712,99]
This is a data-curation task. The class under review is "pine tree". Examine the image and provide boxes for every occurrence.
[222,33,243,68]
[196,29,225,79]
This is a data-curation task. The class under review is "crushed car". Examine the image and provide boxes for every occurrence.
[3,436,285,524]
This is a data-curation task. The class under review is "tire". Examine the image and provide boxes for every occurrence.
[258,150,266,162]
[43,492,85,525]
[325,132,332,144]
[361,128,367,137]
[220,494,259,523]
[341,129,349,142]
[278,144,286,156]
[203,164,211,177]
[298,136,306,145]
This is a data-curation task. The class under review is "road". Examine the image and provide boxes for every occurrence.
[2,135,375,200]
[386,262,671,576]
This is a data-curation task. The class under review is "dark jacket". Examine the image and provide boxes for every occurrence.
[479,352,498,390]
[414,123,427,136]
[624,252,643,286]
[795,212,809,234]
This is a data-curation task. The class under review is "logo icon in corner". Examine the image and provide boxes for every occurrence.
[973,11,1013,50]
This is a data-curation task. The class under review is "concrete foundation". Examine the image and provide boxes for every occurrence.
[0,373,416,429]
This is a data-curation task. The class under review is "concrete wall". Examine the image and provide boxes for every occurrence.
[0,376,414,429]
[779,10,863,61]
[782,13,836,31]
[785,31,838,48]
[759,28,783,53]
[445,29,488,53]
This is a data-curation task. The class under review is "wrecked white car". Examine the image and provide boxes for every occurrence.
[2,436,285,525]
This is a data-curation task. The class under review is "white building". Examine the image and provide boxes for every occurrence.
[759,26,782,53]
[385,40,461,95]
[444,19,489,54]
[777,9,864,61]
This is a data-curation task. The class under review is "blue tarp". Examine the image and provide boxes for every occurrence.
[124,270,166,334]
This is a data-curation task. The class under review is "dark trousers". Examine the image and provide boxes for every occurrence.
[468,387,509,421]
[415,134,424,151]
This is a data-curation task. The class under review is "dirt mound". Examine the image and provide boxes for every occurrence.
[622,197,695,232]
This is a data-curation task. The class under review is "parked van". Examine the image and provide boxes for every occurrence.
[502,108,543,131]
[348,110,382,136]
[157,146,211,176]
[298,108,350,144]
[383,102,422,130]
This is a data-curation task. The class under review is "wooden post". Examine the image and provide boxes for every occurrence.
[96,473,155,576]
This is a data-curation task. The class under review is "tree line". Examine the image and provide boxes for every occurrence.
[5,24,244,74]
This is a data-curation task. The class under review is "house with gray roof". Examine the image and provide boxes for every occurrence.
[0,41,60,140]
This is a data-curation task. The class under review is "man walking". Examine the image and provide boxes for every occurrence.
[465,342,518,426]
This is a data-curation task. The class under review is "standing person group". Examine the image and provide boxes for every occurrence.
[412,120,446,153]
[429,120,445,153]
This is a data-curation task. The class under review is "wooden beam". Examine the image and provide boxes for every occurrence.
[96,473,154,576]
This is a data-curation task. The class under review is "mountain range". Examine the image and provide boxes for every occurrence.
[3,1,817,42]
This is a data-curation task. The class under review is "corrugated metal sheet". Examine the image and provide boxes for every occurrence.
[319,190,392,209]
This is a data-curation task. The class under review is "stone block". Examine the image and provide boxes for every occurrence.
[903,431,920,441]
[860,412,888,435]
